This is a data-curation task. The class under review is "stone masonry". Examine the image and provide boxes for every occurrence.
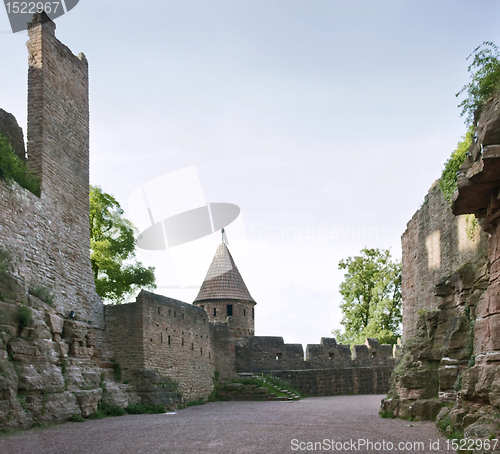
[383,92,500,439]
[1,13,398,431]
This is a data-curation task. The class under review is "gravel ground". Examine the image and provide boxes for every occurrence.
[0,395,451,454]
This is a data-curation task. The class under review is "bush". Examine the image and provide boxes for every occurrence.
[113,362,121,382]
[71,413,85,423]
[0,134,40,197]
[98,401,126,417]
[439,126,474,203]
[16,306,32,332]
[125,404,166,415]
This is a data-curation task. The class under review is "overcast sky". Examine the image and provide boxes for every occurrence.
[2,1,500,348]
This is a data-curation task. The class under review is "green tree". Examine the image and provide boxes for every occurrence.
[457,41,500,125]
[90,185,156,303]
[333,248,402,345]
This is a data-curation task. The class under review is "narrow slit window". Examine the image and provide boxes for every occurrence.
[227,304,233,316]
[214,308,217,316]
[168,335,171,345]
[252,308,254,319]
[243,309,246,317]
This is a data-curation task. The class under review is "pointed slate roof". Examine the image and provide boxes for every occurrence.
[194,243,256,304]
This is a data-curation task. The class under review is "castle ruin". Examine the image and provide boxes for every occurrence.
[0,15,396,430]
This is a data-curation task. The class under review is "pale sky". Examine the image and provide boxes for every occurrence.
[2,1,500,348]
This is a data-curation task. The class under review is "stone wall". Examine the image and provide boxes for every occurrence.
[236,336,395,373]
[382,182,489,422]
[272,367,393,396]
[0,14,102,327]
[235,337,395,395]
[381,96,500,436]
[448,91,500,438]
[106,291,215,401]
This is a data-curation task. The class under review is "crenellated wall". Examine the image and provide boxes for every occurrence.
[235,336,396,395]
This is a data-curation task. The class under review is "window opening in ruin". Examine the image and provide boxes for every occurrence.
[168,335,171,345]
[182,338,184,346]
[252,308,254,319]
[158,307,160,315]
[169,310,171,316]
[329,352,334,359]
[182,314,185,321]
[276,352,283,360]
[161,332,163,343]
[174,311,176,318]
[214,308,217,316]
[200,305,204,310]
[200,347,203,355]
[191,343,194,350]
[244,309,246,316]
[204,319,206,324]
[371,352,377,357]
[227,304,233,316]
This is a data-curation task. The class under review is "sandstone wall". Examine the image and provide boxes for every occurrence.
[106,291,215,401]
[235,336,395,395]
[272,367,393,396]
[0,14,102,327]
[402,182,488,343]
[235,336,394,374]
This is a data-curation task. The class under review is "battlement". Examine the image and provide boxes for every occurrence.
[235,336,395,374]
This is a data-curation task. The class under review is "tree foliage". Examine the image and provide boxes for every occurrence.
[439,125,474,204]
[0,133,40,196]
[333,248,402,346]
[457,41,500,125]
[90,185,156,303]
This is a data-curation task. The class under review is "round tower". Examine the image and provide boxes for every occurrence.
[193,241,256,338]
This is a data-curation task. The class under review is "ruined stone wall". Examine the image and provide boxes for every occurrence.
[272,367,393,396]
[235,336,395,374]
[235,336,395,395]
[0,14,102,326]
[401,182,488,343]
[106,291,215,401]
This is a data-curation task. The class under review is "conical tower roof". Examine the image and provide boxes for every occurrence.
[194,243,256,304]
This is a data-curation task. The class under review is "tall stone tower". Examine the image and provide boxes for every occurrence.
[193,242,256,338]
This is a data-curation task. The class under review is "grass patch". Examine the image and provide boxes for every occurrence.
[0,133,40,196]
[71,413,85,423]
[125,404,166,415]
[113,362,121,382]
[16,305,32,333]
[379,410,396,419]
[29,285,54,306]
[186,398,205,407]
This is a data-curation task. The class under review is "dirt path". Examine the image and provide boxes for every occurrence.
[0,395,450,454]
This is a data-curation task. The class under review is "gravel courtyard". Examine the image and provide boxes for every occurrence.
[0,395,449,454]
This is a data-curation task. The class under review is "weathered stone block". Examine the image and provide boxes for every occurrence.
[63,320,88,341]
[46,313,64,334]
[74,388,103,417]
[438,366,459,390]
